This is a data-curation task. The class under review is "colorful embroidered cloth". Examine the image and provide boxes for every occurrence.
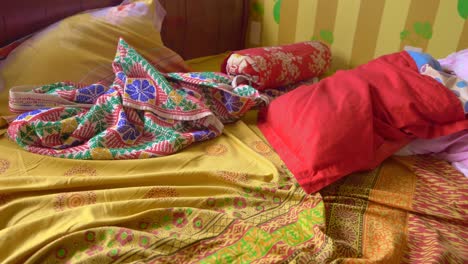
[7,39,268,159]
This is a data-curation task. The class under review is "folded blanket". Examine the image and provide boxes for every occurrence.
[258,51,468,194]
[7,39,267,159]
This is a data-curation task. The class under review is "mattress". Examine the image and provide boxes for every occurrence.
[0,54,467,263]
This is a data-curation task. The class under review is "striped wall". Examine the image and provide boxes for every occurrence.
[248,0,468,70]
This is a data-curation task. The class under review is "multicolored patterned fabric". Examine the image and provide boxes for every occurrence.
[221,41,331,90]
[319,155,468,263]
[1,125,467,263]
[0,113,325,263]
[7,38,266,159]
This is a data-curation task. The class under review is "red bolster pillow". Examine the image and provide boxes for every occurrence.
[221,41,331,90]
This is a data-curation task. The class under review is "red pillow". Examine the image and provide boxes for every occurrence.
[221,41,331,90]
[258,51,468,194]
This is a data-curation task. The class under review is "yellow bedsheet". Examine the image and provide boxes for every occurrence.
[1,53,466,263]
[0,112,314,262]
[0,53,324,263]
[186,53,228,73]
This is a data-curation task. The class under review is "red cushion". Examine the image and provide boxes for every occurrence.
[258,51,468,194]
[221,41,331,90]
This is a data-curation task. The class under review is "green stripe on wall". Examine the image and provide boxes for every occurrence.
[349,0,386,67]
[278,0,299,45]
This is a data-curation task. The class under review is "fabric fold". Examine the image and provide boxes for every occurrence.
[258,51,468,194]
[7,38,265,159]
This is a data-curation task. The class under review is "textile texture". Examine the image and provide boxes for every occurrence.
[0,47,466,263]
[221,41,331,90]
[258,51,468,194]
[1,128,466,263]
[7,39,265,159]
[0,0,185,116]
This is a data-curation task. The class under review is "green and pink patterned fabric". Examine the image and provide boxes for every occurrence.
[7,38,269,159]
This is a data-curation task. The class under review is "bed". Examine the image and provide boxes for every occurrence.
[0,1,467,263]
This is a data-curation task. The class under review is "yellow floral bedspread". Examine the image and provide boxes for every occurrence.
[0,111,328,263]
[0,54,466,263]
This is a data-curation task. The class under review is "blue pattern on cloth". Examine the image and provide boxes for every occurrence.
[407,50,443,72]
[456,81,467,88]
[419,63,468,114]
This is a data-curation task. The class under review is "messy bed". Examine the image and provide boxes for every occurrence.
[0,1,466,263]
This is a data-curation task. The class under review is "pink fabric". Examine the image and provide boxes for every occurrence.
[397,130,468,162]
[438,49,468,81]
[396,130,468,176]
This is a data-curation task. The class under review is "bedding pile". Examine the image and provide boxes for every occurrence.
[1,36,467,263]
[394,50,468,177]
[6,38,330,160]
[258,50,468,194]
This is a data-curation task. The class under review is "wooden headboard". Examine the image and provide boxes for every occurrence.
[160,0,249,59]
[0,0,249,59]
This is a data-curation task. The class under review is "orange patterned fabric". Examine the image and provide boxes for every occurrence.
[321,155,468,263]
[403,157,468,263]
